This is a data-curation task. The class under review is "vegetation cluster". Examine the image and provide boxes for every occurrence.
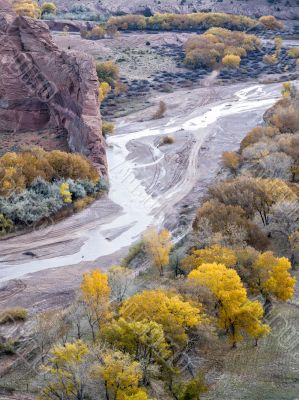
[3,100,297,393]
[106,12,283,33]
[12,0,57,18]
[13,214,295,399]
[184,27,261,69]
[0,148,107,235]
[196,83,298,263]
[96,61,127,135]
[80,24,118,40]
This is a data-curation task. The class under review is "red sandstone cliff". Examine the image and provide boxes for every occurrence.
[0,0,107,175]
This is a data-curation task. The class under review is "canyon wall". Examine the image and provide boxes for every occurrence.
[0,0,107,175]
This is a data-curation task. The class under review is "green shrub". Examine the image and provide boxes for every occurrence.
[0,340,16,355]
[0,213,13,236]
[121,241,145,267]
[96,61,120,87]
[0,176,100,226]
[102,120,115,136]
[41,2,56,15]
[77,179,97,195]
[67,179,87,199]
[95,177,109,192]
[0,183,63,225]
[0,308,28,324]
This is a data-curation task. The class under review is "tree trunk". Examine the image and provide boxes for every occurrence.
[230,324,237,349]
[77,322,81,339]
[91,324,96,342]
[263,297,272,317]
[104,381,109,400]
[291,253,296,271]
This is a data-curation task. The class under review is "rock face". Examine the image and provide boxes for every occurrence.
[0,0,107,175]
[44,19,98,33]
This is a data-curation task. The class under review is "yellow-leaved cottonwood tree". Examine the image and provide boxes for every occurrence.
[41,2,57,15]
[120,289,202,347]
[13,0,41,18]
[188,263,270,347]
[182,244,237,273]
[102,318,170,384]
[40,340,90,400]
[40,341,149,400]
[92,350,148,400]
[80,269,111,341]
[250,252,296,312]
[143,227,173,276]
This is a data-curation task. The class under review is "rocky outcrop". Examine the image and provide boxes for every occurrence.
[0,0,107,175]
[44,19,98,33]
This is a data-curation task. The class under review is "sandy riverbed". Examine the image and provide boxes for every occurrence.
[0,80,287,311]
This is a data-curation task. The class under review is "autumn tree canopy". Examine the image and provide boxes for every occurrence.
[80,269,111,341]
[120,289,202,346]
[246,252,296,310]
[182,244,237,274]
[188,263,270,347]
[143,227,173,276]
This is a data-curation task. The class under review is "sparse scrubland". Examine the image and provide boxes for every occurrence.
[70,14,296,117]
